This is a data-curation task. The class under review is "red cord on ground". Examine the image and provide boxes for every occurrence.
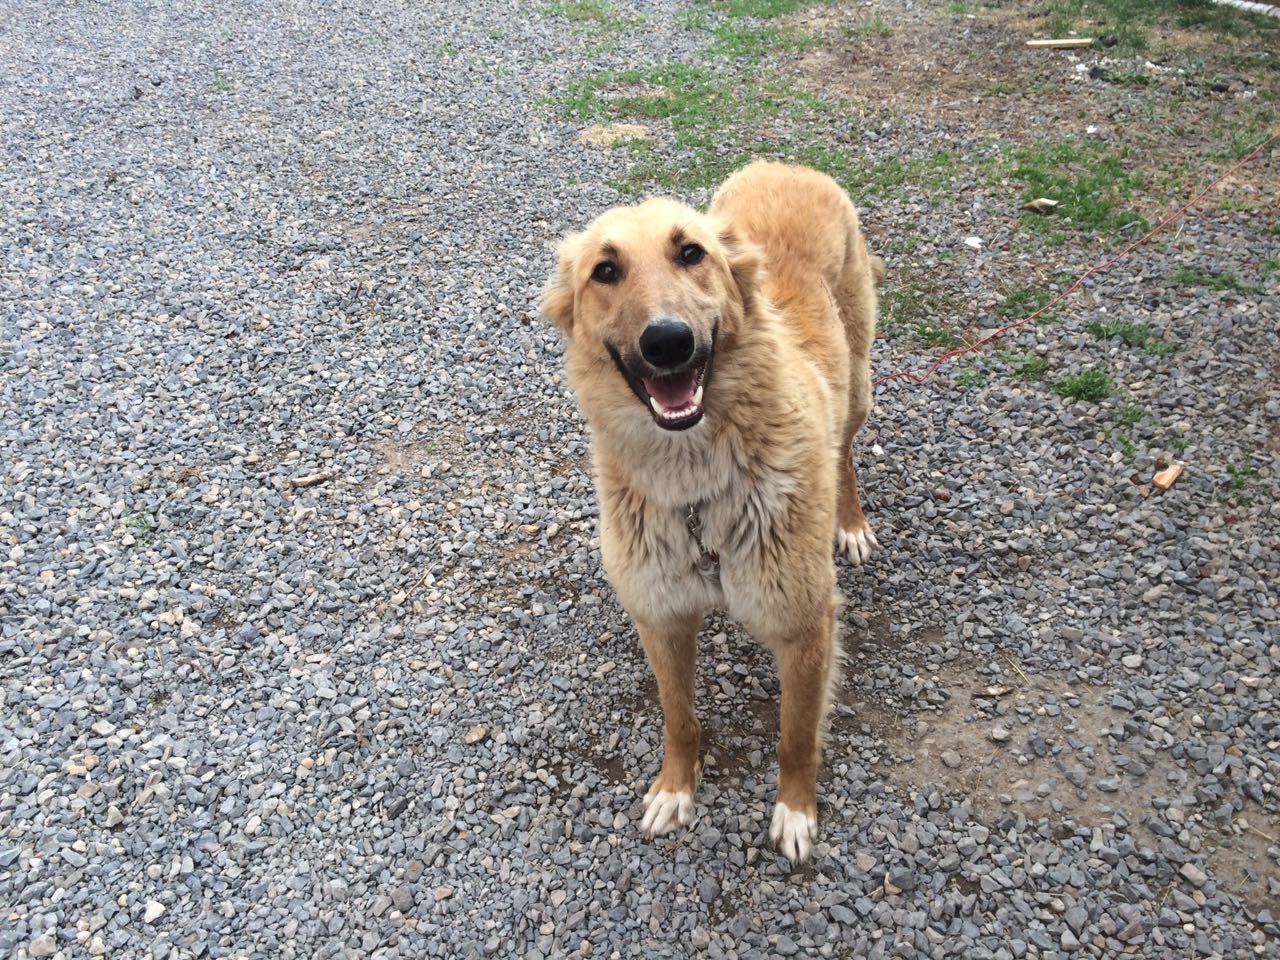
[872,130,1280,389]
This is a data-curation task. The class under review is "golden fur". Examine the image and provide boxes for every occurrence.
[541,161,881,862]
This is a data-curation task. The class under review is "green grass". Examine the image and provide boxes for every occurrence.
[557,59,910,197]
[843,17,893,40]
[1014,355,1051,381]
[1052,369,1112,403]
[879,283,962,348]
[1169,265,1259,293]
[1036,0,1280,54]
[996,286,1053,322]
[122,511,157,545]
[1086,318,1180,358]
[1262,257,1280,280]
[697,0,829,17]
[710,22,814,59]
[956,367,986,389]
[1226,462,1256,491]
[1086,319,1151,347]
[1115,401,1142,430]
[545,0,638,35]
[1006,141,1147,241]
[210,71,234,94]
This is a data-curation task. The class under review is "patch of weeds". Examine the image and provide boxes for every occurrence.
[210,71,234,94]
[956,366,986,389]
[980,82,1015,97]
[710,22,814,60]
[1006,140,1147,241]
[1225,461,1258,504]
[1014,355,1051,381]
[1087,318,1152,347]
[1087,318,1179,357]
[1037,0,1280,54]
[1261,256,1280,280]
[563,59,861,195]
[1169,265,1258,292]
[1099,69,1154,87]
[879,284,961,348]
[545,0,635,33]
[996,286,1053,322]
[842,17,893,40]
[696,0,830,17]
[1168,436,1188,454]
[437,41,459,57]
[820,150,960,206]
[558,74,610,120]
[1207,104,1278,163]
[122,511,157,546]
[1052,369,1112,403]
[1226,462,1256,491]
[1115,401,1142,430]
[598,62,792,193]
[676,8,710,30]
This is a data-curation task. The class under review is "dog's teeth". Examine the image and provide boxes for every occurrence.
[649,396,661,414]
[692,386,703,406]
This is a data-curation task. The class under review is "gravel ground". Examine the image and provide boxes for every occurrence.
[2,1,1278,958]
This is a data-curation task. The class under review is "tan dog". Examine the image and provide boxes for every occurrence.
[541,162,881,862]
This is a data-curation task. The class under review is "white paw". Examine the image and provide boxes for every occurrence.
[836,525,878,565]
[770,801,818,863]
[641,787,694,838]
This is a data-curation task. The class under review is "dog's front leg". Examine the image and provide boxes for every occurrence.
[635,611,704,838]
[770,612,836,863]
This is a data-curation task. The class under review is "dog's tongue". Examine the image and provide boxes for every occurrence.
[643,371,698,409]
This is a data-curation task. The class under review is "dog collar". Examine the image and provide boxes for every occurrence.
[685,503,720,575]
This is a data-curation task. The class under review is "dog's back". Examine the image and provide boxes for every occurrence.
[711,161,881,564]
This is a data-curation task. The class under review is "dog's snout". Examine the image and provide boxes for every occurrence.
[638,318,695,370]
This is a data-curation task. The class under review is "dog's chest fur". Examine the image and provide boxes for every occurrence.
[596,426,801,628]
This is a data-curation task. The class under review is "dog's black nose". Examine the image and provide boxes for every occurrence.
[639,318,695,370]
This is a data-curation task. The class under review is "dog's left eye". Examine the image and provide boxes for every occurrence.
[679,243,705,266]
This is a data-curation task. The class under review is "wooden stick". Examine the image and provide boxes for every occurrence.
[1026,38,1095,48]
[289,470,335,489]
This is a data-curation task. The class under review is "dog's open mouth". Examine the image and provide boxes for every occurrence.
[641,365,707,428]
[607,332,715,432]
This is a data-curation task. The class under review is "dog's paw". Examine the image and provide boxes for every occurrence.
[836,523,878,565]
[640,786,695,838]
[770,801,818,864]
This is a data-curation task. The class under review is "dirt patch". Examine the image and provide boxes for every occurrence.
[366,420,467,481]
[578,122,650,147]
[842,650,1279,914]
[791,3,1280,206]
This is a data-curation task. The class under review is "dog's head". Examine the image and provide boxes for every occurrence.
[541,197,760,433]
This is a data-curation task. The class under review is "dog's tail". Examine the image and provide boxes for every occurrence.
[869,253,887,287]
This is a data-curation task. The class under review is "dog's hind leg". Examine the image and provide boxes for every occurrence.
[636,611,705,838]
[833,231,881,565]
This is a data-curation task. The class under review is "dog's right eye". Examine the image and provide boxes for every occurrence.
[591,261,619,284]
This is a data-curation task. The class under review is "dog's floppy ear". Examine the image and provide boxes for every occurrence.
[716,224,763,309]
[540,231,585,334]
